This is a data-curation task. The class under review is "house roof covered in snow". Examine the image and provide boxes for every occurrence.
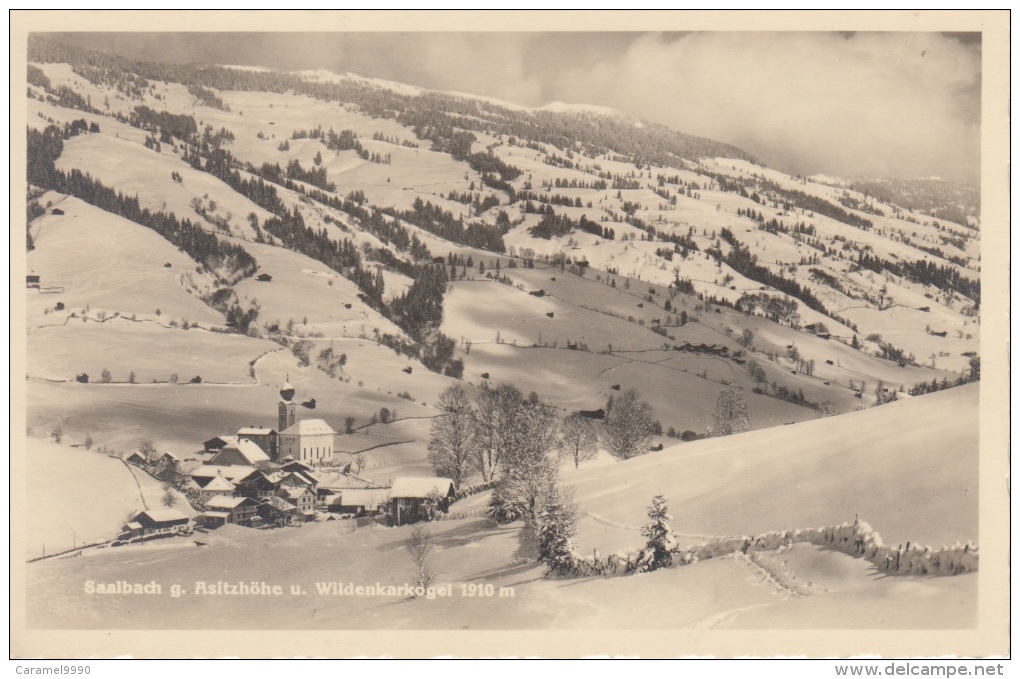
[389,477,455,499]
[204,435,238,449]
[338,488,389,507]
[280,419,336,436]
[237,427,276,436]
[219,438,270,464]
[280,486,310,500]
[263,495,297,512]
[206,495,254,510]
[188,465,255,482]
[202,475,236,493]
[135,509,189,524]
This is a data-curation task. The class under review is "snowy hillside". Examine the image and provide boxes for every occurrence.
[19,35,983,635]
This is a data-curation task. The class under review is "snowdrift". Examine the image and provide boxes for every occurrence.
[566,384,978,548]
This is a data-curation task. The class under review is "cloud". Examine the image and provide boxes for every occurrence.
[543,32,981,182]
[52,31,982,182]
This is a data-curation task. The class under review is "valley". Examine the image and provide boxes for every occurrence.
[20,34,982,634]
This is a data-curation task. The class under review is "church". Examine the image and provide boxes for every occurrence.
[276,380,337,464]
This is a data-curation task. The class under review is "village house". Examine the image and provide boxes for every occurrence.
[209,438,271,467]
[120,508,190,539]
[236,426,277,459]
[257,495,298,526]
[233,469,280,500]
[202,495,260,526]
[277,468,319,494]
[388,477,456,526]
[198,473,236,503]
[278,486,316,518]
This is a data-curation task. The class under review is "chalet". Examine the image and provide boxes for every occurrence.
[198,473,237,503]
[236,427,277,459]
[196,511,230,529]
[209,438,271,467]
[278,486,316,517]
[278,419,336,464]
[277,464,319,492]
[121,509,190,538]
[577,408,606,420]
[156,452,180,467]
[234,469,280,500]
[187,465,256,487]
[51,208,64,215]
[257,495,299,526]
[388,477,456,526]
[329,488,389,515]
[76,373,89,383]
[125,451,148,466]
[204,495,260,525]
[256,273,273,282]
[26,275,40,288]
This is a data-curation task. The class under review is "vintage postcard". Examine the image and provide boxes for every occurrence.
[10,10,1011,660]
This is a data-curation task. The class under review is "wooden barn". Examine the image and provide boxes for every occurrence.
[388,477,455,526]
[328,488,389,516]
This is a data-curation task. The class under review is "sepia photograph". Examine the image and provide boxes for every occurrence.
[9,10,1011,661]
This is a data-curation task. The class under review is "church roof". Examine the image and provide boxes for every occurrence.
[280,418,336,436]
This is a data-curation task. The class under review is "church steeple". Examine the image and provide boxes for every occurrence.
[280,374,296,402]
[278,376,297,432]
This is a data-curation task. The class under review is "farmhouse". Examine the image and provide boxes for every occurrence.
[388,477,456,526]
[198,473,236,503]
[121,509,190,538]
[203,495,260,525]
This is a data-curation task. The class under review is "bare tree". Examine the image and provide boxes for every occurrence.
[351,453,366,476]
[406,525,437,595]
[711,384,749,436]
[427,385,475,485]
[488,398,561,524]
[559,413,598,468]
[138,438,157,462]
[601,389,655,460]
[471,383,524,481]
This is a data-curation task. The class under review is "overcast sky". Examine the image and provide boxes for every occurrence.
[56,31,982,184]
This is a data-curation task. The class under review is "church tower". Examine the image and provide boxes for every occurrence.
[278,379,297,433]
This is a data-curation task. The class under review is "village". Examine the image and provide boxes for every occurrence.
[117,380,458,544]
